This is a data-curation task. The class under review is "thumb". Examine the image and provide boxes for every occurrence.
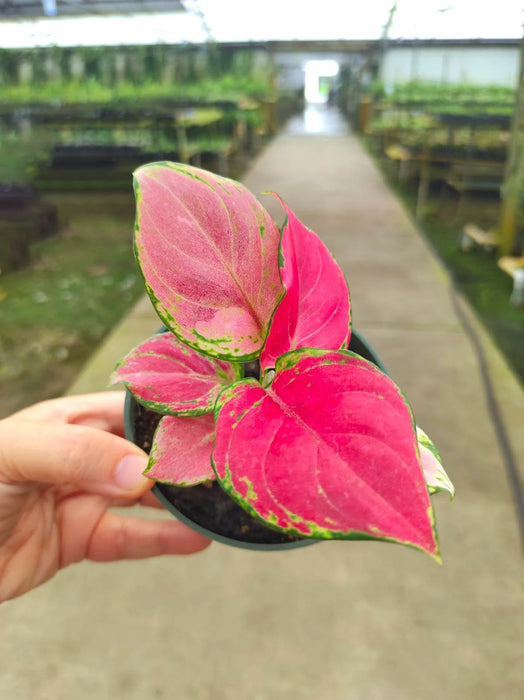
[0,418,151,498]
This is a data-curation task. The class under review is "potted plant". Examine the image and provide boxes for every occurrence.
[112,161,454,557]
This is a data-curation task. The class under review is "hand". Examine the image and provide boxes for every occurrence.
[0,392,210,603]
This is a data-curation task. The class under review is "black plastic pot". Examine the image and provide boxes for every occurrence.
[124,329,386,551]
[433,111,511,128]
[51,144,141,168]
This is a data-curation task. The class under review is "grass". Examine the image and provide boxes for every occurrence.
[0,192,143,418]
[374,155,524,382]
[421,210,524,382]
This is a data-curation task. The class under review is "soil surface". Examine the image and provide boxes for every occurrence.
[131,400,302,545]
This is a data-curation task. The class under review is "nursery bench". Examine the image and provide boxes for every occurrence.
[497,256,524,307]
[445,176,503,193]
[190,138,236,176]
[444,161,504,194]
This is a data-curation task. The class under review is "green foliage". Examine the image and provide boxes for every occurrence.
[0,44,271,104]
[382,81,515,109]
[0,130,53,184]
[367,81,514,154]
[368,112,437,133]
[0,74,269,106]
[367,80,385,99]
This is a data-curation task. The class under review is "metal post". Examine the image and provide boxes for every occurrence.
[498,34,524,256]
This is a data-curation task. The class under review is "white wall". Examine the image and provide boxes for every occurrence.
[381,45,519,88]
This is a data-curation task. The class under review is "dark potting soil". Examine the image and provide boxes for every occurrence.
[132,399,302,545]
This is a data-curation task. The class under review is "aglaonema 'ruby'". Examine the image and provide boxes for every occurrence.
[116,161,452,559]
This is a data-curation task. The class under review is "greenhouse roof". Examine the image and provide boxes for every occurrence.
[0,0,186,17]
[0,0,522,48]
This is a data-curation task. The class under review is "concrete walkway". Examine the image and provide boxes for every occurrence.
[1,106,522,700]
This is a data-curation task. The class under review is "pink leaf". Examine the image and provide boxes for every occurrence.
[146,413,215,485]
[134,162,283,360]
[213,349,439,559]
[112,332,236,415]
[260,196,351,371]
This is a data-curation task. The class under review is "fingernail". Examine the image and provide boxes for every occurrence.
[114,454,149,491]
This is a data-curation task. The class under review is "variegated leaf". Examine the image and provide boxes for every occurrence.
[260,196,351,372]
[213,348,440,559]
[112,332,236,415]
[417,426,455,500]
[134,162,283,361]
[145,413,215,485]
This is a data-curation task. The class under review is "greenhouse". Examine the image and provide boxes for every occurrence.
[0,2,522,699]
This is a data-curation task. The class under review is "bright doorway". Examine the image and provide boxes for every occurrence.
[304,59,340,103]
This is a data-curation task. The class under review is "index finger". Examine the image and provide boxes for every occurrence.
[0,418,150,498]
[9,392,127,436]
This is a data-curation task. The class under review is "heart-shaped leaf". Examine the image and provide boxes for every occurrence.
[111,332,236,415]
[417,427,455,500]
[134,162,283,361]
[213,349,439,559]
[145,413,215,485]
[260,197,351,371]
